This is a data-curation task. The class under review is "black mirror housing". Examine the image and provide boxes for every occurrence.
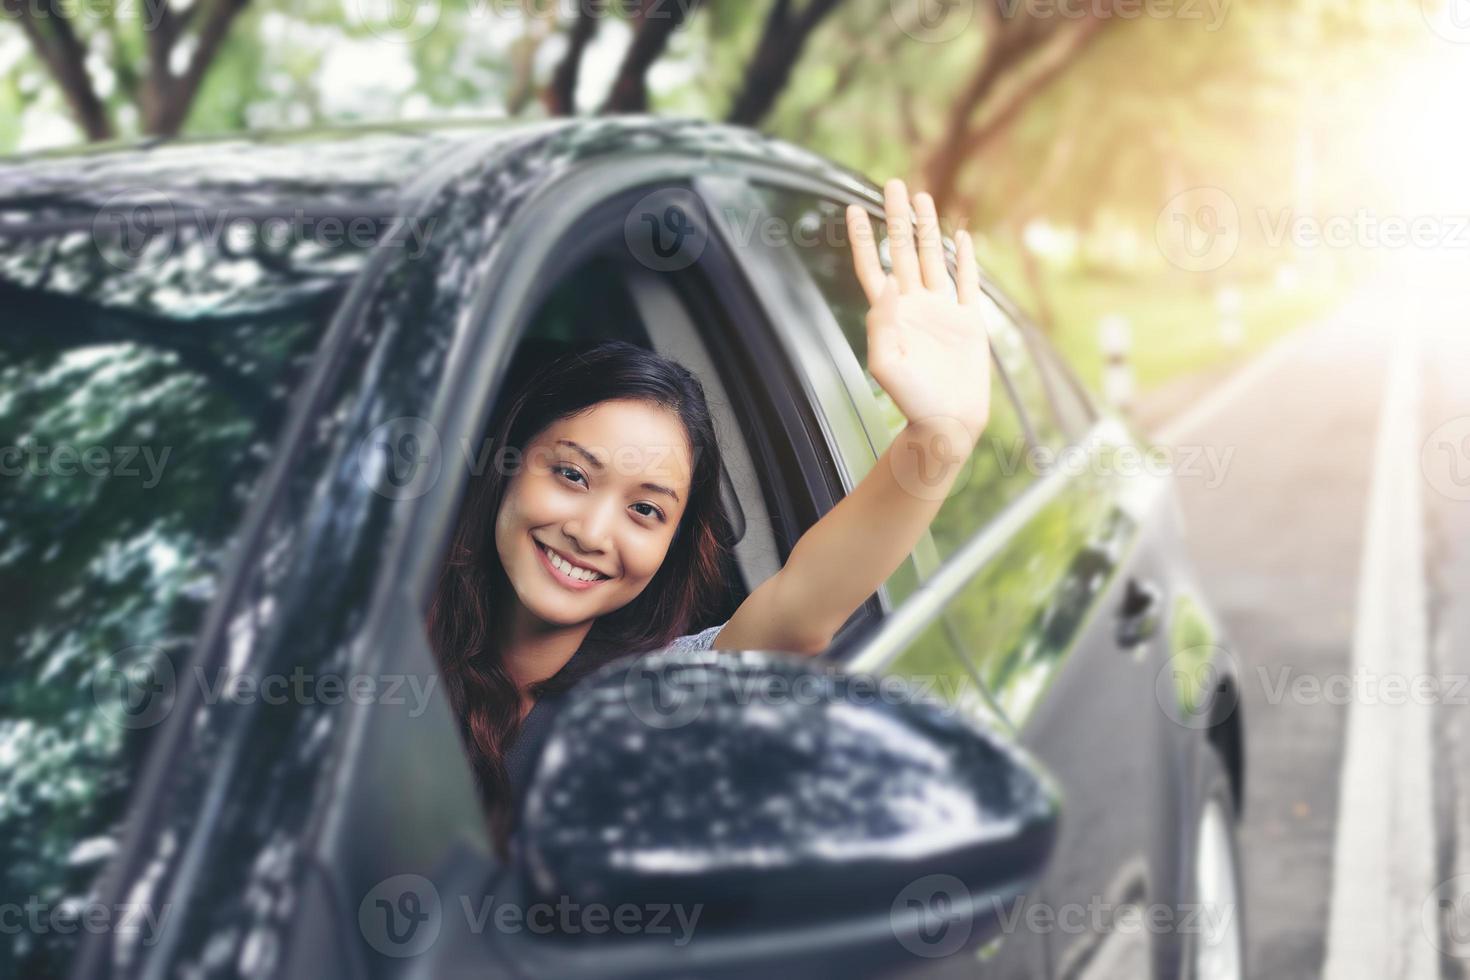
[517,650,1058,949]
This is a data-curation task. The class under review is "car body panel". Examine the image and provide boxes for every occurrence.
[0,117,1245,980]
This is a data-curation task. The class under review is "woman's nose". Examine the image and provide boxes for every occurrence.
[563,500,615,554]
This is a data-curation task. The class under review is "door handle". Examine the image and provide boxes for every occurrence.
[1116,577,1162,648]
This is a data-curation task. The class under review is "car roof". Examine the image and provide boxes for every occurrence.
[0,116,877,228]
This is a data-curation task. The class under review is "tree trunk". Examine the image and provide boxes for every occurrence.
[725,0,846,128]
[543,0,605,115]
[599,0,704,114]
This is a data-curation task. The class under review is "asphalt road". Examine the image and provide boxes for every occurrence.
[1140,264,1470,980]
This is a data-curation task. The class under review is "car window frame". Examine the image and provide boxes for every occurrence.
[713,172,1063,572]
[696,171,1134,679]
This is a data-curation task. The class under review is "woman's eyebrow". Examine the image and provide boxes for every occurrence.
[641,482,680,503]
[556,439,605,469]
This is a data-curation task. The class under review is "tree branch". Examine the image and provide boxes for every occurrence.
[925,1,1118,209]
[955,13,1110,159]
[5,0,114,140]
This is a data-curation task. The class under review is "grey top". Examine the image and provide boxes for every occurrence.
[503,621,728,802]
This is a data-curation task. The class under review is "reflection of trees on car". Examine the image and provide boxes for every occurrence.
[0,224,380,977]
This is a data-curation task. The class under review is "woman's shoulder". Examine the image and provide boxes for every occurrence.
[666,620,727,653]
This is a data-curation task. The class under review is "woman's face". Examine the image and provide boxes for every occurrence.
[494,398,693,628]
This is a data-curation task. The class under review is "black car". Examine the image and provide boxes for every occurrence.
[0,116,1245,980]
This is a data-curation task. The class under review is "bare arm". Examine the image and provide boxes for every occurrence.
[713,179,992,654]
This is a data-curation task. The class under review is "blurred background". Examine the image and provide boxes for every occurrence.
[6,2,1470,978]
[1,0,1455,395]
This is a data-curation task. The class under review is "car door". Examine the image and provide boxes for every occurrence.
[943,315,1178,980]
[705,175,1054,979]
[718,174,1185,980]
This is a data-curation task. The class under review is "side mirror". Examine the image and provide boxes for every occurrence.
[501,649,1059,977]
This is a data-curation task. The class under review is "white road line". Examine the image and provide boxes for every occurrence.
[1321,321,1436,980]
[1152,322,1321,446]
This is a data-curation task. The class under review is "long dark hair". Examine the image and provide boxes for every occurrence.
[427,340,735,846]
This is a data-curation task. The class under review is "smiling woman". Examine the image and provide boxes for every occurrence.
[428,340,740,847]
[428,178,994,853]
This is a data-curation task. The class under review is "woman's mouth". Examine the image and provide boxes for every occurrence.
[533,538,612,591]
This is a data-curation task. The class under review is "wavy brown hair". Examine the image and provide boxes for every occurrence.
[427,340,736,849]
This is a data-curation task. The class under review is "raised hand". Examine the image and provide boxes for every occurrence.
[845,179,992,445]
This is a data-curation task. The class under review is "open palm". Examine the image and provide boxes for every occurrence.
[845,180,992,443]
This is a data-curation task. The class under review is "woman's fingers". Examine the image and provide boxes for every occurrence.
[884,179,922,292]
[956,229,982,307]
[913,192,948,292]
[845,205,886,306]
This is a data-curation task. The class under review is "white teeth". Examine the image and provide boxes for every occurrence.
[541,544,605,583]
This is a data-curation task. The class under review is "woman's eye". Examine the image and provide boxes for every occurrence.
[631,502,665,522]
[553,464,586,487]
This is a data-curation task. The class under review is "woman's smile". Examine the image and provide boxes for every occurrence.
[532,535,612,591]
